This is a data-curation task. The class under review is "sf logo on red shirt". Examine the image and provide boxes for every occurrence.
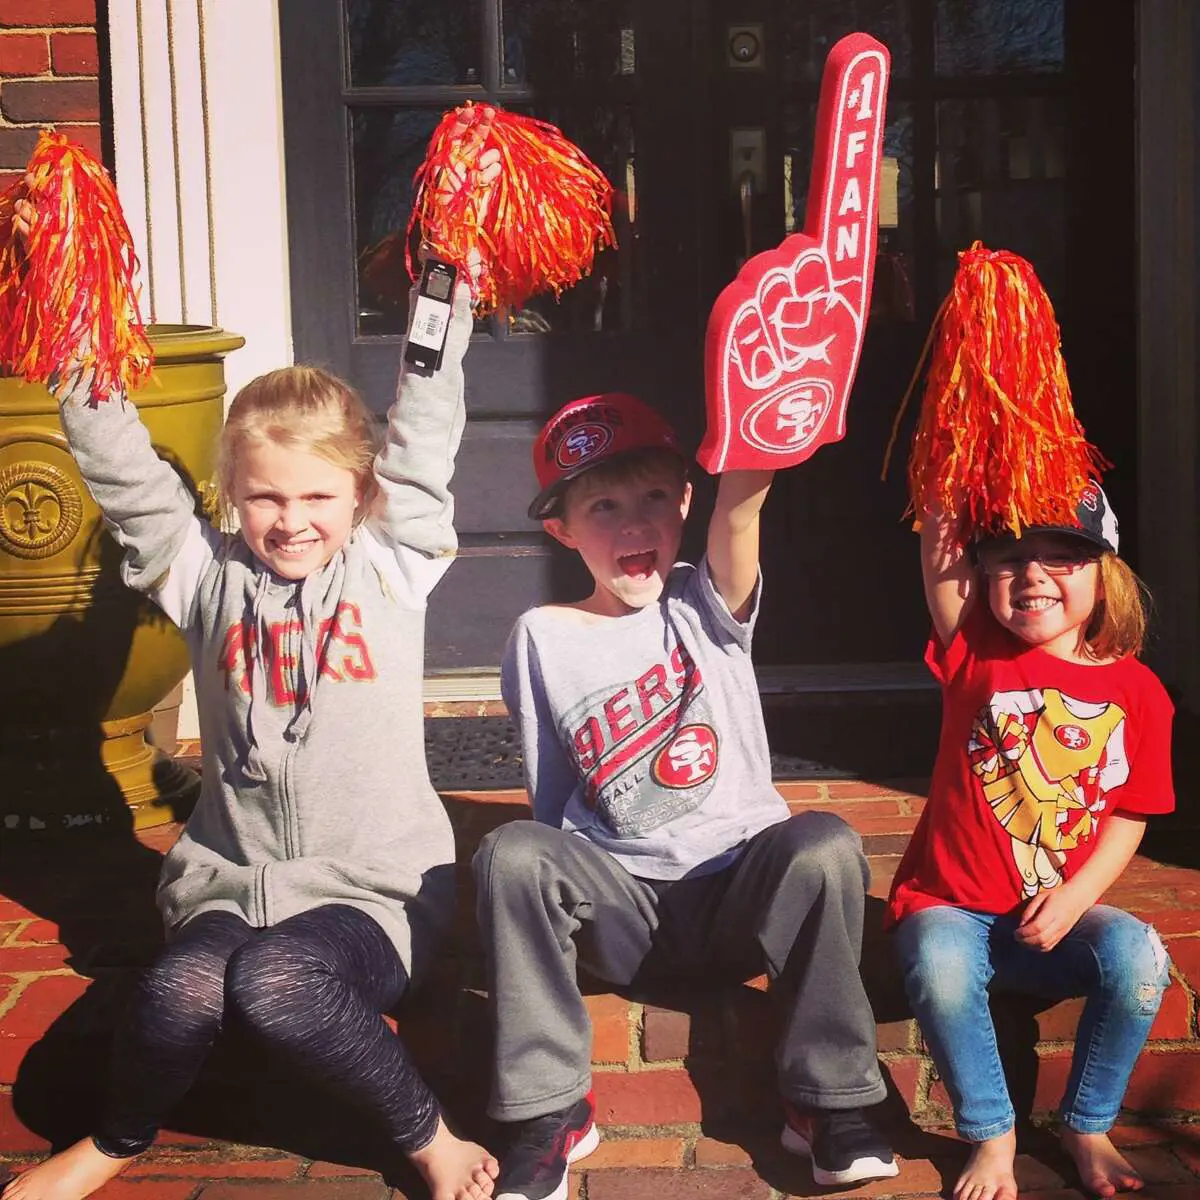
[1054,724,1092,751]
[652,724,719,788]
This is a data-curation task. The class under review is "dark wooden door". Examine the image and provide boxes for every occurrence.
[280,0,1135,679]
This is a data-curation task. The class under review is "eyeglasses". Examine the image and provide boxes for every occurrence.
[978,550,1099,579]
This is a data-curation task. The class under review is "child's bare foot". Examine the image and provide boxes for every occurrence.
[1,1137,134,1200]
[408,1116,499,1200]
[954,1129,1018,1200]
[1060,1128,1143,1196]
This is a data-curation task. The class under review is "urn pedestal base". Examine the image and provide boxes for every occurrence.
[0,717,200,835]
[0,325,243,836]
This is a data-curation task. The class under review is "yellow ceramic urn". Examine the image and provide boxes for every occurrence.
[0,326,243,835]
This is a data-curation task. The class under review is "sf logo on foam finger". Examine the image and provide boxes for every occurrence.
[699,32,891,473]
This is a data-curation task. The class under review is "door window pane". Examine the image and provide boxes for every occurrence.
[781,0,912,82]
[935,96,1066,300]
[353,107,438,336]
[935,0,1063,75]
[347,0,483,87]
[502,0,636,86]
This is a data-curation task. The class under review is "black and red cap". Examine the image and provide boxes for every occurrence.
[528,392,684,520]
[975,480,1120,557]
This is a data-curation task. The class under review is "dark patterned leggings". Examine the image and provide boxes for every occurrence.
[94,904,439,1157]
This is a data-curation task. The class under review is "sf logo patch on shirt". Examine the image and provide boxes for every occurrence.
[653,724,719,787]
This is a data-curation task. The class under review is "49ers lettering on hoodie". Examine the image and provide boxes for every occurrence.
[52,288,471,980]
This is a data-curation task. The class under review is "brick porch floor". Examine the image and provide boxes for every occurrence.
[3,772,1200,1198]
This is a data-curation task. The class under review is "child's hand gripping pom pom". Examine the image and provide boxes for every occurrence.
[0,129,152,407]
[405,102,616,315]
[883,240,1106,543]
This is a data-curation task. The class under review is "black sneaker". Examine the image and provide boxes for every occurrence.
[495,1091,601,1200]
[781,1102,899,1186]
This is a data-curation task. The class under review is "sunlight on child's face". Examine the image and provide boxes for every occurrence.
[545,471,692,616]
[985,532,1101,662]
[233,440,361,580]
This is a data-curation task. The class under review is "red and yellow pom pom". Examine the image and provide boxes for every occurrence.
[893,241,1104,540]
[0,129,152,405]
[406,103,616,315]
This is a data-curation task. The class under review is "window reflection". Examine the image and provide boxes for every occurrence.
[935,96,1066,299]
[346,0,483,87]
[935,0,1063,75]
[781,0,912,81]
[501,0,635,86]
[353,108,442,337]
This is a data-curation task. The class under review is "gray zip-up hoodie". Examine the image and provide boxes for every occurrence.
[54,288,471,979]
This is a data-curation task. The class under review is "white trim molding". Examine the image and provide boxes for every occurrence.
[109,0,294,737]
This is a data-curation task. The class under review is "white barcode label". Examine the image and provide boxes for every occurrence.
[410,294,451,352]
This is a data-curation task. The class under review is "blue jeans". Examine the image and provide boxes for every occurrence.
[893,904,1170,1140]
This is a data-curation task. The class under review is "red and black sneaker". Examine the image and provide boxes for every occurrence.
[496,1091,600,1200]
[782,1100,899,1186]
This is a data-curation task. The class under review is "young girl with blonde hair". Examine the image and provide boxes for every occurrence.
[3,192,497,1199]
[889,484,1174,1200]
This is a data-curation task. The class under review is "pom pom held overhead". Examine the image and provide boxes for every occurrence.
[0,129,152,405]
[885,241,1105,540]
[406,103,616,315]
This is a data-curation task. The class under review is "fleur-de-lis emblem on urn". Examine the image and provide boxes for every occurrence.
[0,461,84,559]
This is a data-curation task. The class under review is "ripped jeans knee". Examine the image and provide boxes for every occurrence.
[1055,907,1171,1133]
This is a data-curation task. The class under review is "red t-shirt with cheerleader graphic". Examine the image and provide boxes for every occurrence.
[887,604,1175,926]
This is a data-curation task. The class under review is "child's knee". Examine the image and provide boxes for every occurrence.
[225,936,323,1028]
[138,944,227,1020]
[472,820,558,893]
[1088,911,1171,1014]
[778,810,868,886]
[894,911,991,1014]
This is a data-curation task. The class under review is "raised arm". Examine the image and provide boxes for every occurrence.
[16,192,212,625]
[367,114,498,584]
[369,280,472,565]
[920,506,977,647]
[706,469,775,622]
[53,359,212,627]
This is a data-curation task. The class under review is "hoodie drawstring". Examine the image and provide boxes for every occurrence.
[242,570,272,782]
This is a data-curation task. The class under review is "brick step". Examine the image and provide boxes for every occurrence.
[5,1125,1200,1200]
[4,787,1200,1195]
[3,931,1198,1136]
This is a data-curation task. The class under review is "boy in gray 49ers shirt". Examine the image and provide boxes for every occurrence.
[475,392,896,1200]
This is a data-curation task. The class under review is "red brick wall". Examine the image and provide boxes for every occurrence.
[0,0,102,190]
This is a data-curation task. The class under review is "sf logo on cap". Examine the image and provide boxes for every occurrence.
[556,422,613,469]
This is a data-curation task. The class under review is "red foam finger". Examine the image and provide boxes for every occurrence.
[805,33,890,300]
[698,32,891,474]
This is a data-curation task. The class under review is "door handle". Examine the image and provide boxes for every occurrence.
[739,169,755,263]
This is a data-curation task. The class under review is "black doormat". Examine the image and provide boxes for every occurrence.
[424,716,852,792]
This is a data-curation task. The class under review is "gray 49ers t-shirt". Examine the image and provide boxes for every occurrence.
[501,558,789,879]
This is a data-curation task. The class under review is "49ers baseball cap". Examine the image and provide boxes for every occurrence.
[528,392,684,520]
[975,480,1120,556]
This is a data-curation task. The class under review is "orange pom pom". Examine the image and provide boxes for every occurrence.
[406,103,616,315]
[0,129,152,405]
[885,241,1105,540]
